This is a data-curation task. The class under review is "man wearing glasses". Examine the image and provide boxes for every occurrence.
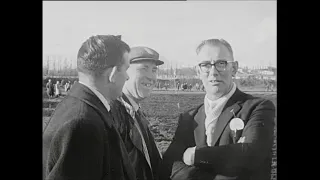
[159,39,275,180]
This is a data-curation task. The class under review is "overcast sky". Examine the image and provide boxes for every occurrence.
[43,1,276,68]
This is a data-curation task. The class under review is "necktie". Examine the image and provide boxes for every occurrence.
[137,109,163,159]
[133,110,152,169]
[121,100,152,170]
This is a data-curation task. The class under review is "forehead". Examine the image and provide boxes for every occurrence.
[196,44,233,63]
[130,61,157,69]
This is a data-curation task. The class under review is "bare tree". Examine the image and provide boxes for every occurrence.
[47,56,50,76]
[53,56,56,76]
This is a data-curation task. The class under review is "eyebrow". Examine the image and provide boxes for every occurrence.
[200,59,228,63]
[141,64,158,69]
[199,60,212,64]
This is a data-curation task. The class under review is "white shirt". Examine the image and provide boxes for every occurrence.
[78,81,110,112]
[204,82,237,146]
[125,94,140,112]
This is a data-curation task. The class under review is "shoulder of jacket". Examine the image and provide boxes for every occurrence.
[181,103,204,117]
[242,95,275,110]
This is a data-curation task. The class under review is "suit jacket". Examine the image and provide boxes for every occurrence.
[43,83,136,180]
[110,94,162,180]
[159,88,275,180]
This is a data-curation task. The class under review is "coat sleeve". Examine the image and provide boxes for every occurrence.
[147,129,163,180]
[194,99,275,177]
[158,113,196,180]
[45,118,105,180]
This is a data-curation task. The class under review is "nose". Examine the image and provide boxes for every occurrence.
[146,76,155,83]
[126,73,129,81]
[146,70,156,81]
[208,65,219,77]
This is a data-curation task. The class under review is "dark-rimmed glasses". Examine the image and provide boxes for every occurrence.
[198,60,233,73]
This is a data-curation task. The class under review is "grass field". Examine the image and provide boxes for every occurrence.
[43,89,277,180]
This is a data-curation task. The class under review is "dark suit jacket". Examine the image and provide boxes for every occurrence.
[43,83,136,180]
[159,88,275,180]
[110,94,162,180]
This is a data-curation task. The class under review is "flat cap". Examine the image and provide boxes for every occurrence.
[129,46,164,66]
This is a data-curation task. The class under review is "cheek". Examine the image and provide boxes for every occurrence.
[116,72,128,86]
[200,74,210,85]
[135,76,145,90]
[221,72,233,81]
[119,73,126,82]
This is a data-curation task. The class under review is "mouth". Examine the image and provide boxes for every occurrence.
[209,80,223,85]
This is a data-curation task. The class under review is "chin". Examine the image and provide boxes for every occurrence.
[141,91,151,98]
[137,87,150,98]
[113,92,122,100]
[206,87,223,96]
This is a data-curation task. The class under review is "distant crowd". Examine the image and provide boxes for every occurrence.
[45,79,77,98]
[156,79,275,92]
[176,82,205,91]
[156,82,205,91]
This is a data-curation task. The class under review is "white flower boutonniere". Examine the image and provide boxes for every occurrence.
[230,109,244,137]
[230,118,244,132]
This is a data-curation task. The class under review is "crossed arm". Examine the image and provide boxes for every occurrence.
[160,100,275,180]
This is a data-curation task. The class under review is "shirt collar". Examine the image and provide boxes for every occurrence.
[205,82,237,107]
[123,93,140,112]
[78,81,110,112]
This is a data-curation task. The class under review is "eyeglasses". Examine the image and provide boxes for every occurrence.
[198,60,233,73]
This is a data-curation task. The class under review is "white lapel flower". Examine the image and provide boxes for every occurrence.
[230,118,244,132]
[230,117,244,139]
[230,109,244,134]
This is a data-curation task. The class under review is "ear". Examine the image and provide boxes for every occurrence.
[231,61,238,77]
[109,66,118,83]
[195,66,201,79]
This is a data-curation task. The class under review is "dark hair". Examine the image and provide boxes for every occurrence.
[77,35,130,77]
[196,38,234,59]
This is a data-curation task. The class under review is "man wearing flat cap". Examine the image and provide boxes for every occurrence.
[110,46,164,180]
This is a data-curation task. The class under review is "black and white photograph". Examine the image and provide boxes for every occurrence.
[43,1,277,180]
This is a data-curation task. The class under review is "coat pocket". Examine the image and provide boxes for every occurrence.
[230,129,243,144]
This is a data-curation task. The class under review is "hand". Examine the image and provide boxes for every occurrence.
[214,174,237,180]
[183,146,196,166]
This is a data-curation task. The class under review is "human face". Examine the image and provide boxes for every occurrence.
[125,61,158,99]
[105,52,130,100]
[196,44,237,99]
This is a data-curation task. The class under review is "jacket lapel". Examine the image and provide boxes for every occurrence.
[122,94,145,157]
[193,105,207,147]
[122,94,155,176]
[210,88,245,146]
[210,103,241,146]
[69,83,136,180]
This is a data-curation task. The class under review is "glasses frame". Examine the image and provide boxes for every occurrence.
[198,60,234,73]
